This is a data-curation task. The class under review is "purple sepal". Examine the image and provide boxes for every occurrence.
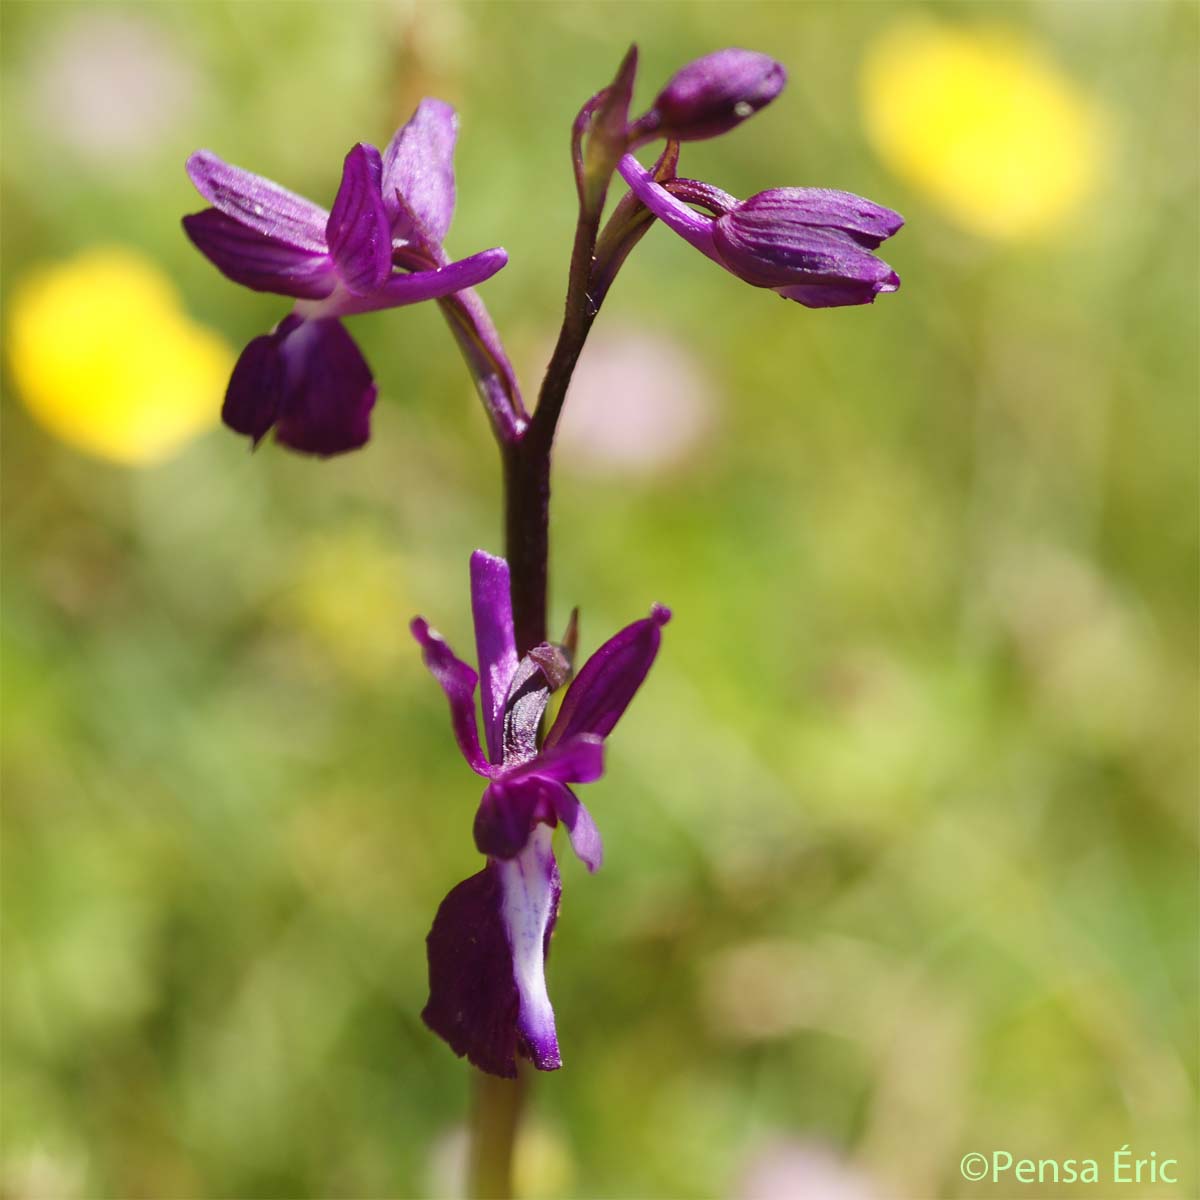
[546,605,671,747]
[186,150,329,250]
[648,49,786,142]
[411,617,493,777]
[325,143,392,295]
[182,209,336,299]
[382,99,458,249]
[271,318,377,456]
[422,862,523,1078]
[470,550,519,764]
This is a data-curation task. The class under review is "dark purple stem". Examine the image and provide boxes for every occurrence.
[504,193,604,657]
[503,437,552,656]
[497,48,637,655]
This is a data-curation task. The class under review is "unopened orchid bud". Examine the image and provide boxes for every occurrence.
[711,187,903,306]
[618,154,904,308]
[637,48,786,143]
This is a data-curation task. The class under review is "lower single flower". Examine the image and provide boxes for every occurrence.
[412,550,669,1076]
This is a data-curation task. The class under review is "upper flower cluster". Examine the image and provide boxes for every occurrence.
[183,101,506,455]
[614,48,903,308]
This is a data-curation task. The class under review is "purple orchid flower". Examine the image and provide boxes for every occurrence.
[617,154,903,308]
[411,550,669,1077]
[183,100,507,456]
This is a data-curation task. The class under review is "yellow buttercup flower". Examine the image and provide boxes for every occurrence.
[7,246,233,465]
[861,18,1107,239]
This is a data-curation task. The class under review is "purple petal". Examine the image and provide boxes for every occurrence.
[325,143,393,295]
[221,323,288,446]
[411,616,492,777]
[186,150,329,251]
[422,862,522,1078]
[381,99,458,248]
[471,551,518,764]
[271,319,377,456]
[734,187,903,249]
[551,784,603,873]
[473,778,541,860]
[183,209,336,299]
[497,826,562,1071]
[650,49,786,142]
[506,735,605,787]
[545,605,671,747]
[712,208,899,292]
[330,248,509,317]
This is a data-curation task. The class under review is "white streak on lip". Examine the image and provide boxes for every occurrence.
[497,824,560,1068]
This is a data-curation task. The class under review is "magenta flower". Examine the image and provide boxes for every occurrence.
[183,100,507,456]
[411,551,669,1076]
[617,154,903,308]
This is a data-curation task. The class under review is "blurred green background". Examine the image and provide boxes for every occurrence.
[2,2,1197,1198]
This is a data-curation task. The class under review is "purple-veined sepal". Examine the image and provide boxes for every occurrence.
[411,617,493,777]
[186,149,329,250]
[546,604,671,746]
[182,209,336,299]
[382,99,458,250]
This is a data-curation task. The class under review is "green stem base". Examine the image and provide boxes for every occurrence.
[468,1066,527,1199]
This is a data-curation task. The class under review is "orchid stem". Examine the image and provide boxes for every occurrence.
[466,90,623,1200]
[468,1066,527,1199]
[504,438,551,656]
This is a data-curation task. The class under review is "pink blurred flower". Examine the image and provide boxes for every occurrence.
[736,1139,884,1200]
[31,11,201,163]
[555,327,717,475]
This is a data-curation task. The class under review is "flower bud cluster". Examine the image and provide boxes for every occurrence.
[614,47,903,309]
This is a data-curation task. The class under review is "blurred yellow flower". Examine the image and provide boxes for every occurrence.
[861,18,1107,239]
[7,246,232,465]
[281,528,413,682]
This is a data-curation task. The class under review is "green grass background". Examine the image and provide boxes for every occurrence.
[2,2,1196,1197]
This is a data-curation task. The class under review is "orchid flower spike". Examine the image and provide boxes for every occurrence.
[618,154,903,307]
[183,100,506,456]
[411,551,669,1077]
